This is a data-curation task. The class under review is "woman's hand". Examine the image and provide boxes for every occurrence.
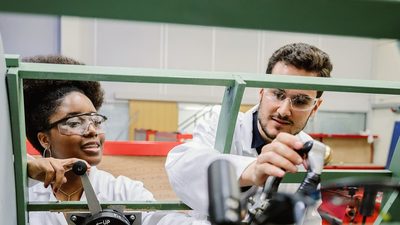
[27,157,90,193]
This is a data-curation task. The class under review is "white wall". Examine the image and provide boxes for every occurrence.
[0,12,60,56]
[370,40,400,165]
[61,16,375,112]
[3,13,399,164]
[61,17,400,165]
[0,33,17,225]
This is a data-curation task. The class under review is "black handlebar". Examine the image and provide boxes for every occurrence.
[72,161,87,176]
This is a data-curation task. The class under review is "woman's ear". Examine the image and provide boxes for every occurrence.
[37,132,50,150]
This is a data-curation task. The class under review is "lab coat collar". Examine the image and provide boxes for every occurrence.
[240,104,259,155]
[30,166,102,200]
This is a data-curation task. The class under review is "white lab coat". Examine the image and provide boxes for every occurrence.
[28,166,208,225]
[165,105,321,225]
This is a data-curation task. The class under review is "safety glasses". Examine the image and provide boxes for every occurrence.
[47,112,107,136]
[264,88,318,111]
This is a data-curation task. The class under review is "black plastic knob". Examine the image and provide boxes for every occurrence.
[297,140,313,158]
[72,161,87,176]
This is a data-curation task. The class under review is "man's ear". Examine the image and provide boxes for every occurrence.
[310,98,323,117]
[259,88,264,100]
[37,132,50,149]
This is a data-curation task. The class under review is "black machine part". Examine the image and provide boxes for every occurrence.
[321,177,400,225]
[359,187,378,217]
[69,161,139,225]
[262,141,314,199]
[247,140,324,225]
[68,209,139,225]
[249,193,314,225]
[296,172,321,198]
[72,161,102,215]
[208,159,241,225]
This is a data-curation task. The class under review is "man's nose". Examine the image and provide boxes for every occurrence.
[277,98,292,117]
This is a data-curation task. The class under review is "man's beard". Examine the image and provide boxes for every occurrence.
[258,111,313,141]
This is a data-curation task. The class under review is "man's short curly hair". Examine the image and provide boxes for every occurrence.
[23,55,104,154]
[266,43,333,98]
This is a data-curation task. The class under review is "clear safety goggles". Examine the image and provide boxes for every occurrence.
[47,112,107,136]
[264,88,318,111]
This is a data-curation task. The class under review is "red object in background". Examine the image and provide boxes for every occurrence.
[26,141,40,155]
[320,188,381,225]
[309,133,378,139]
[27,139,383,224]
[26,140,181,156]
[134,129,193,142]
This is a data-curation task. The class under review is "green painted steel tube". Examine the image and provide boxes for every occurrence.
[17,63,235,86]
[5,54,20,67]
[6,70,28,225]
[14,62,400,95]
[243,74,400,95]
[215,76,246,153]
[28,201,191,212]
[5,57,400,222]
[1,0,400,39]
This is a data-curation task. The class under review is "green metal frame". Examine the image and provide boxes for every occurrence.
[1,0,400,39]
[2,0,400,223]
[5,57,400,225]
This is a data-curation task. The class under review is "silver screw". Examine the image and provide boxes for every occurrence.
[248,196,255,204]
[70,215,77,222]
[129,214,136,221]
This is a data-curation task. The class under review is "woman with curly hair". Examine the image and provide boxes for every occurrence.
[24,56,198,225]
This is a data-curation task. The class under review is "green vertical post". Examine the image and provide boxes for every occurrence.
[386,138,400,222]
[214,76,246,153]
[5,54,20,68]
[374,191,399,225]
[6,69,28,225]
[374,138,400,225]
[389,138,400,178]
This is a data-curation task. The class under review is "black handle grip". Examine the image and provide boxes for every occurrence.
[208,159,240,225]
[72,161,87,176]
[297,140,313,158]
[359,187,378,217]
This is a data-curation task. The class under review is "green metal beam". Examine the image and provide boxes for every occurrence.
[243,74,400,95]
[389,138,400,178]
[6,59,400,220]
[15,62,400,95]
[386,138,400,221]
[23,170,394,212]
[215,76,246,153]
[5,54,20,68]
[283,169,393,183]
[6,69,28,225]
[28,201,190,212]
[15,63,400,95]
[18,63,235,86]
[26,170,393,212]
[375,191,400,225]
[1,0,400,39]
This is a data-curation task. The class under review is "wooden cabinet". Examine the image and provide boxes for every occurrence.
[310,133,378,164]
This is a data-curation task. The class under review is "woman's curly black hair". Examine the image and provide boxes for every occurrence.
[22,55,104,154]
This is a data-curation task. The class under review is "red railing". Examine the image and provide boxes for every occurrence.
[27,140,181,156]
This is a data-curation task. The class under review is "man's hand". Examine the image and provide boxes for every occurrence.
[240,132,304,186]
[27,157,90,193]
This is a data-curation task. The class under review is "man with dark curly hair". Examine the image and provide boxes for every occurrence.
[166,43,333,225]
